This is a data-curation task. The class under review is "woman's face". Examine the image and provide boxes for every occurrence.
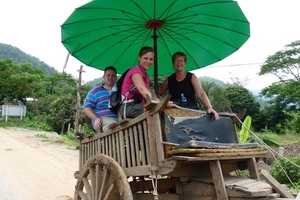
[173,56,186,71]
[139,52,154,71]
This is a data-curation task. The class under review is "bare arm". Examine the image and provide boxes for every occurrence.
[158,78,169,99]
[131,74,152,99]
[191,74,219,119]
[83,107,102,129]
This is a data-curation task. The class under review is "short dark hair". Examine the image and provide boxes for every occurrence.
[104,66,117,75]
[172,51,187,63]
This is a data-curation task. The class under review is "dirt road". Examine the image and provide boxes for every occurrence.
[0,127,78,200]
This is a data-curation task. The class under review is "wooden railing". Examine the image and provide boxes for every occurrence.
[76,95,170,177]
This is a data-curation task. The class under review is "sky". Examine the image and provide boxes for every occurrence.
[1,0,299,92]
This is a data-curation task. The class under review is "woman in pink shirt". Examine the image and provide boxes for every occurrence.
[119,46,155,118]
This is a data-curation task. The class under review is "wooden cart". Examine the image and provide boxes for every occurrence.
[74,95,295,200]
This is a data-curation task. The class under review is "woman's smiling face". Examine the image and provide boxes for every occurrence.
[139,51,155,71]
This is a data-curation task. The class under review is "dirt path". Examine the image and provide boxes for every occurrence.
[0,127,78,200]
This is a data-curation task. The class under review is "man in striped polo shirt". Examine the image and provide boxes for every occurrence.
[83,66,118,132]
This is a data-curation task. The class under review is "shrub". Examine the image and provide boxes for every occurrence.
[270,156,300,191]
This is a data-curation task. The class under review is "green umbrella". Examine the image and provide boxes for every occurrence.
[61,0,250,91]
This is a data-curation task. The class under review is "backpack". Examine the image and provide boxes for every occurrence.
[108,68,136,114]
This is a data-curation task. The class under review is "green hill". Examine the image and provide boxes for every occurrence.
[0,43,57,75]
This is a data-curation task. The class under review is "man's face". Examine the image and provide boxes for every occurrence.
[103,69,117,86]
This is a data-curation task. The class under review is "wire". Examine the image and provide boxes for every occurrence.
[208,62,263,68]
[235,115,300,192]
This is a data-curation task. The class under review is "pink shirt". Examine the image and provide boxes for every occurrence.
[121,66,150,103]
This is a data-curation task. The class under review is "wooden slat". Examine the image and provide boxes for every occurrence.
[209,160,228,200]
[97,139,101,154]
[119,130,126,167]
[116,131,120,163]
[138,123,146,166]
[247,158,259,179]
[125,128,131,167]
[261,170,295,199]
[147,115,158,165]
[143,120,150,165]
[133,125,141,167]
[112,134,116,160]
[129,126,136,167]
[101,138,104,155]
[105,137,108,155]
[109,135,112,157]
[153,112,165,162]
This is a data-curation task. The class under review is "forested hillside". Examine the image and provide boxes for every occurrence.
[0,43,57,75]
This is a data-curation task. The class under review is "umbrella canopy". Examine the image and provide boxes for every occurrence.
[61,0,250,78]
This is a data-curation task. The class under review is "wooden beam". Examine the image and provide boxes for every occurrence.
[260,170,295,199]
[209,160,229,200]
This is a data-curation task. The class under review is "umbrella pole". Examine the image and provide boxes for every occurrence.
[153,28,158,96]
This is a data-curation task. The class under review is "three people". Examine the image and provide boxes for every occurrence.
[159,51,219,120]
[119,46,155,118]
[83,66,119,132]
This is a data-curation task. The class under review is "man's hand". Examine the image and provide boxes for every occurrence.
[94,118,102,131]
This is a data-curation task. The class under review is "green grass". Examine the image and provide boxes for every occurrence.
[255,131,300,146]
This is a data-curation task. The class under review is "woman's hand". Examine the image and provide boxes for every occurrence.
[167,101,174,108]
[207,107,219,120]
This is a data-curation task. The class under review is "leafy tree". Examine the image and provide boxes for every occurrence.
[259,40,300,111]
[225,86,261,129]
[258,40,300,133]
[200,81,230,112]
[17,64,46,122]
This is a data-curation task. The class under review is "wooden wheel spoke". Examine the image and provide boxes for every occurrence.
[103,183,117,200]
[74,154,133,200]
[95,163,102,199]
[78,191,89,200]
[82,177,92,200]
[99,166,111,199]
[89,166,96,199]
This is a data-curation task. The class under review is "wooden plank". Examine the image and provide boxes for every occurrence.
[247,158,259,179]
[138,122,146,166]
[105,137,108,155]
[147,115,158,166]
[109,135,112,156]
[209,160,228,200]
[129,126,136,167]
[115,132,120,163]
[153,112,165,163]
[261,170,295,199]
[125,128,131,168]
[112,134,116,160]
[143,120,150,165]
[119,130,126,167]
[133,125,141,167]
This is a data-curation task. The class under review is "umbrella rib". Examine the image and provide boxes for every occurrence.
[162,1,249,24]
[158,26,222,64]
[89,28,152,67]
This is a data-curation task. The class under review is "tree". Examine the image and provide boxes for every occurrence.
[225,86,261,129]
[259,40,300,111]
[16,64,46,122]
[258,40,300,133]
[200,81,230,112]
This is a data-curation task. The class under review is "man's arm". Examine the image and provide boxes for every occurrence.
[83,107,102,130]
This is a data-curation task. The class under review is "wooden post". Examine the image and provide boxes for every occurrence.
[74,65,85,136]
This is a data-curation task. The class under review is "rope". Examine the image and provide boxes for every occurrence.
[150,173,159,200]
[235,114,300,192]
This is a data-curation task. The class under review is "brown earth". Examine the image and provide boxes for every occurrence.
[0,127,78,200]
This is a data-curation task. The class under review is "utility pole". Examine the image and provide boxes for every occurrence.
[74,65,85,136]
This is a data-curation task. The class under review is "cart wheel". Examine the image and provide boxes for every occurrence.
[74,154,133,200]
